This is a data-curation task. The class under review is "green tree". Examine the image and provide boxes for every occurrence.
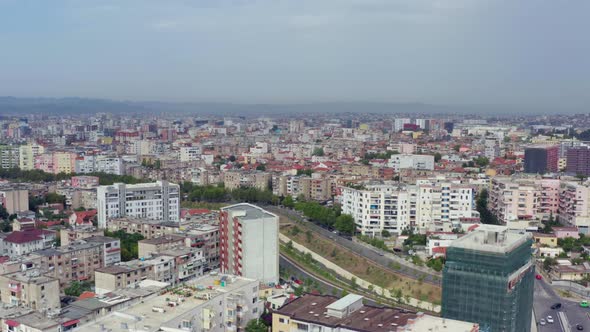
[245,319,267,332]
[434,153,442,162]
[64,281,92,297]
[543,257,558,270]
[0,206,8,220]
[476,189,499,225]
[453,145,461,152]
[381,230,391,238]
[312,147,325,156]
[334,214,355,235]
[282,195,295,208]
[46,192,66,204]
[256,164,266,171]
[474,156,489,167]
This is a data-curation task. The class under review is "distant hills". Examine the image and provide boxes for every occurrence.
[0,96,565,116]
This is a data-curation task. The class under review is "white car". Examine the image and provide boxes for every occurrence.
[547,316,554,323]
[540,319,546,326]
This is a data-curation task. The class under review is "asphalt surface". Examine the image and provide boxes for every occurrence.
[534,278,590,332]
[267,205,441,286]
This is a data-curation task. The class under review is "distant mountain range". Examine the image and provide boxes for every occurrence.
[0,96,567,116]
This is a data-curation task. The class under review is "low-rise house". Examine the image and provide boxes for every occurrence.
[272,294,478,332]
[533,233,558,248]
[553,226,580,239]
[551,262,590,281]
[0,229,56,258]
[538,247,564,258]
[68,210,97,226]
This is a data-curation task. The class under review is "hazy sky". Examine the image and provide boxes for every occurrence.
[0,0,589,110]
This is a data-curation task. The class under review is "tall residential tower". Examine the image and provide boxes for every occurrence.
[442,225,534,332]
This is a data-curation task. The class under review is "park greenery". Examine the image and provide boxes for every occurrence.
[292,200,355,235]
[0,168,145,185]
[64,281,93,297]
[104,229,145,261]
[476,189,500,225]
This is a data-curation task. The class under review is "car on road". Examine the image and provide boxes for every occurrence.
[551,303,562,309]
[581,300,589,308]
[539,319,546,326]
[547,316,554,323]
[577,324,584,330]
[536,274,542,280]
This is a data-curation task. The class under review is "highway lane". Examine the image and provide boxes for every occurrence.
[534,278,589,332]
[268,205,441,285]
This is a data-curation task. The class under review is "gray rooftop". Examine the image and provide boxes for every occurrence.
[222,203,276,221]
[450,224,531,254]
[326,294,364,311]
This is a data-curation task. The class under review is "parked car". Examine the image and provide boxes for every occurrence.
[577,324,584,330]
[547,316,554,323]
[551,303,562,310]
[580,300,589,308]
[540,319,546,326]
[535,274,542,280]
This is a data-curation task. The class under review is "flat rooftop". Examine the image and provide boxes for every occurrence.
[277,294,476,332]
[139,234,185,245]
[450,224,530,254]
[222,203,276,221]
[80,274,257,332]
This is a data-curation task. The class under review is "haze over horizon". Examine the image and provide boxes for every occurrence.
[1,0,589,111]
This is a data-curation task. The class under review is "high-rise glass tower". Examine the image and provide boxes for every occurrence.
[442,225,534,332]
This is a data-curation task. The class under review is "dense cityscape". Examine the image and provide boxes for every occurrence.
[1,0,589,331]
[0,110,588,331]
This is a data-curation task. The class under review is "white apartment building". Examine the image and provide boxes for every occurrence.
[219,203,279,284]
[484,137,501,160]
[388,154,435,172]
[341,183,416,236]
[75,155,124,175]
[340,180,476,236]
[416,179,476,232]
[559,181,590,233]
[97,181,180,229]
[179,146,202,162]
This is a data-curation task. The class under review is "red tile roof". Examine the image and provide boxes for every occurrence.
[4,229,54,244]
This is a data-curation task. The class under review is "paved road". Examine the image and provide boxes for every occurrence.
[268,206,441,286]
[534,277,589,331]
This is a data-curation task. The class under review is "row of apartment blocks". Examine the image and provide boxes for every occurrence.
[95,246,206,294]
[107,214,220,270]
[272,174,332,202]
[340,180,477,236]
[489,176,590,233]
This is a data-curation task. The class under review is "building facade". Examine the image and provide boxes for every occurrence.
[524,146,558,174]
[97,181,180,228]
[219,203,279,284]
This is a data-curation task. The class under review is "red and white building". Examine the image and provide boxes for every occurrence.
[219,203,279,284]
